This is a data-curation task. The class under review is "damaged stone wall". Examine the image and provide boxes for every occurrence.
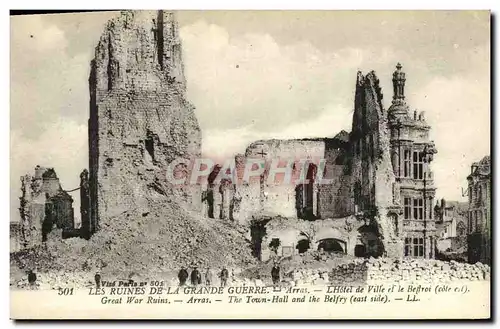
[218,136,353,224]
[349,71,403,258]
[18,166,75,248]
[88,10,202,234]
[258,216,364,261]
[318,134,353,218]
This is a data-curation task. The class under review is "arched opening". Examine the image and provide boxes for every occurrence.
[296,239,310,254]
[317,238,345,254]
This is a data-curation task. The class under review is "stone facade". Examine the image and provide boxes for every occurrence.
[17,166,75,249]
[204,64,438,260]
[350,70,403,258]
[387,63,438,259]
[234,134,351,222]
[87,10,202,237]
[434,200,468,239]
[466,155,491,264]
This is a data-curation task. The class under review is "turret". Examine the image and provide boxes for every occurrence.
[388,63,409,116]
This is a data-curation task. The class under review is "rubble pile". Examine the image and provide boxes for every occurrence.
[10,188,257,287]
[241,256,492,287]
[241,251,358,283]
[364,258,490,283]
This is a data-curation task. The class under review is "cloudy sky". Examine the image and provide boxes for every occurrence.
[10,10,490,222]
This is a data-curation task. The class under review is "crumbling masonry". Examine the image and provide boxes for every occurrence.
[17,166,75,249]
[84,10,202,237]
[205,64,437,260]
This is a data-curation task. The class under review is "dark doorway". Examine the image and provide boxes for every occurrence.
[295,163,317,220]
[250,219,271,260]
[145,135,155,162]
[206,190,214,218]
[269,238,281,254]
[205,165,221,219]
[296,239,310,254]
[354,244,366,257]
[42,199,54,243]
[318,238,345,253]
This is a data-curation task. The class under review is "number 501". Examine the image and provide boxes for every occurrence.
[58,288,74,296]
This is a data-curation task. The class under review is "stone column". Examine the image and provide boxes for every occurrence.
[220,183,231,220]
[424,236,431,259]
[313,184,318,217]
[430,237,435,259]
[213,186,222,219]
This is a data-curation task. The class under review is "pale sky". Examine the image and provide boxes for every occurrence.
[10,10,490,222]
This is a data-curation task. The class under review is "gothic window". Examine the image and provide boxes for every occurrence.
[403,150,411,177]
[413,151,424,179]
[413,198,424,220]
[404,197,412,219]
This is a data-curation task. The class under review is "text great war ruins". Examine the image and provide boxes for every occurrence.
[11,11,491,288]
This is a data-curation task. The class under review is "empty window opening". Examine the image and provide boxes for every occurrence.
[296,239,310,254]
[269,238,281,254]
[145,136,155,162]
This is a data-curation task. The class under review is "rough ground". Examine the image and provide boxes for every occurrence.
[242,251,358,282]
[10,182,257,288]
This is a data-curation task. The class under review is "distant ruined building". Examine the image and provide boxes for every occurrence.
[205,64,438,260]
[16,166,75,250]
[82,10,202,238]
[466,155,491,265]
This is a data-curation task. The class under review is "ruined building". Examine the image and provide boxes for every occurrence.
[387,63,438,259]
[434,200,468,239]
[17,166,75,249]
[205,64,438,260]
[84,10,202,237]
[466,155,491,264]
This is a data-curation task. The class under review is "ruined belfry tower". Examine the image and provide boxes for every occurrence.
[86,11,202,237]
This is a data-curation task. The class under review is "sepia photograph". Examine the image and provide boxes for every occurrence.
[9,9,491,319]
